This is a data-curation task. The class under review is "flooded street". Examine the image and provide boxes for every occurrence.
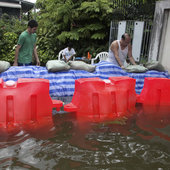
[0,106,170,170]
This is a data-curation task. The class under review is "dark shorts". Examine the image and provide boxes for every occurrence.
[18,62,32,66]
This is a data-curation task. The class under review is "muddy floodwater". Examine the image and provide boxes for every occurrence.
[0,105,170,170]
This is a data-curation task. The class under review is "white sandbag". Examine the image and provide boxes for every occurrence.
[124,65,148,73]
[46,60,70,72]
[68,61,96,72]
[0,61,11,73]
[145,61,166,72]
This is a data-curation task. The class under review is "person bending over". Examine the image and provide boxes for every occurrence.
[62,43,76,62]
[107,33,136,68]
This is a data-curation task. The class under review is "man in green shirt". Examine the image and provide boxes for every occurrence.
[13,20,40,66]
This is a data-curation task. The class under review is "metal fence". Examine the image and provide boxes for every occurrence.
[109,20,153,63]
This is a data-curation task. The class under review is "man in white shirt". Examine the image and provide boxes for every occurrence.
[107,33,136,68]
[62,43,76,62]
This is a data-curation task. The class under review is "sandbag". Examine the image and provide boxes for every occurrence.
[124,65,148,73]
[68,61,96,72]
[0,61,11,73]
[46,60,70,72]
[145,61,166,72]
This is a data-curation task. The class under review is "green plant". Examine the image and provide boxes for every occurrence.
[0,14,26,64]
[0,32,17,63]
[36,0,113,59]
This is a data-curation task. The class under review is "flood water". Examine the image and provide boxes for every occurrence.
[0,105,170,170]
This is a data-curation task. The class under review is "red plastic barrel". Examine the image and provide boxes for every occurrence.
[0,78,63,127]
[64,77,136,121]
[137,78,170,106]
[109,77,137,115]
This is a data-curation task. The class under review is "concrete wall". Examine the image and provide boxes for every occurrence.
[159,9,170,72]
[149,0,170,73]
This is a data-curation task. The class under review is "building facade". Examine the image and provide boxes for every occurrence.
[0,0,34,18]
[148,0,170,73]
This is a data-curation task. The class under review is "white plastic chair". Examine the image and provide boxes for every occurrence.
[58,50,64,60]
[58,49,75,61]
[91,52,109,64]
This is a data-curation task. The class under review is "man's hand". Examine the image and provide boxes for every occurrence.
[13,45,20,66]
[121,65,125,69]
[13,61,18,66]
[36,59,40,66]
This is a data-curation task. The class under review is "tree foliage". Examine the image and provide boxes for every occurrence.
[0,0,157,65]
[0,14,26,63]
[36,0,157,64]
[36,0,114,62]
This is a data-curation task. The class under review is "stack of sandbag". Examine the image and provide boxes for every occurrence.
[46,60,96,72]
[124,61,166,73]
[144,61,166,72]
[0,61,11,73]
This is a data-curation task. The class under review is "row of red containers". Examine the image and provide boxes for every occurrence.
[64,77,170,121]
[0,77,170,126]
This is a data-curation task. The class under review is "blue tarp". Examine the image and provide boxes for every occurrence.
[0,61,169,97]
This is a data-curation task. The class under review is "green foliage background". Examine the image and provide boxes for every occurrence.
[0,14,27,63]
[36,0,114,65]
[0,0,157,65]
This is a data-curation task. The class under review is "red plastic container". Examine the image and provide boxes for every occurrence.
[109,77,137,115]
[64,77,136,121]
[0,78,63,126]
[137,78,170,106]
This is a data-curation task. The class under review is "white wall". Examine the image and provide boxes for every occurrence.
[159,10,170,73]
[149,0,170,73]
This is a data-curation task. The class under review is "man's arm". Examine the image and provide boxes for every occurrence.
[33,45,40,66]
[13,45,21,66]
[63,55,68,62]
[67,54,76,62]
[111,41,124,68]
[128,44,136,65]
[67,55,73,62]
[67,49,76,62]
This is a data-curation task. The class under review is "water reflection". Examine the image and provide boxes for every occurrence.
[0,107,170,169]
[136,105,170,141]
